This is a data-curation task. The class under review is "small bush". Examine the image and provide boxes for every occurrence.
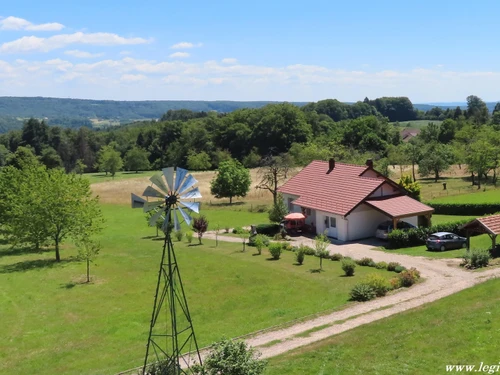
[296,244,315,256]
[398,267,421,287]
[394,265,406,273]
[362,273,390,297]
[224,226,230,233]
[174,230,183,242]
[387,262,401,272]
[185,231,193,244]
[375,261,388,270]
[462,248,491,269]
[389,277,401,290]
[295,248,305,265]
[356,257,375,266]
[387,229,409,249]
[232,226,246,234]
[252,234,268,255]
[349,283,376,301]
[341,258,356,276]
[281,242,293,251]
[330,253,344,261]
[268,243,282,260]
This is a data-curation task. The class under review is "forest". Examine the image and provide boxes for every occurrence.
[0,95,499,187]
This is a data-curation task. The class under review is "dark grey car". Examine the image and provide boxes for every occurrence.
[426,232,467,251]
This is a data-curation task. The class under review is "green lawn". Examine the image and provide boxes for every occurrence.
[85,171,153,184]
[392,120,443,129]
[379,234,493,259]
[265,278,500,375]
[194,204,269,230]
[0,204,395,375]
[431,214,477,225]
[430,189,500,204]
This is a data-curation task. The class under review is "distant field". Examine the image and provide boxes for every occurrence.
[430,189,500,204]
[265,278,500,375]
[392,120,443,128]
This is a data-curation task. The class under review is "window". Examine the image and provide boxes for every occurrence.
[287,198,293,211]
[306,208,312,215]
[330,217,337,228]
[325,216,330,228]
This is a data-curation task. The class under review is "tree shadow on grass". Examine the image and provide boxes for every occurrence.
[141,235,160,240]
[266,257,279,261]
[188,243,202,247]
[309,268,324,273]
[293,263,303,266]
[0,246,53,258]
[0,257,74,274]
[206,202,245,208]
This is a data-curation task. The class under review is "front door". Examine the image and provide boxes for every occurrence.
[324,216,337,238]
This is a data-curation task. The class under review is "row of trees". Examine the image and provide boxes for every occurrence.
[0,149,103,261]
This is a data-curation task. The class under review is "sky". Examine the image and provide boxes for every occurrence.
[1,0,499,103]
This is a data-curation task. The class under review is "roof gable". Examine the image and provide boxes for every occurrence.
[278,160,387,216]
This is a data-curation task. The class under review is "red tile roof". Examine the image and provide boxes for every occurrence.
[462,215,500,235]
[365,195,434,218]
[278,161,384,216]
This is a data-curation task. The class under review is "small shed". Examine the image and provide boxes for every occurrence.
[461,215,500,250]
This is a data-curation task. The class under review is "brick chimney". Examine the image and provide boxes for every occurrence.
[327,158,335,173]
[366,159,374,168]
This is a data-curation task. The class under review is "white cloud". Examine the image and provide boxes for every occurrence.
[4,57,500,102]
[169,52,190,59]
[120,50,132,55]
[0,32,150,53]
[221,58,237,64]
[0,16,64,31]
[64,50,104,58]
[120,73,147,82]
[170,42,202,49]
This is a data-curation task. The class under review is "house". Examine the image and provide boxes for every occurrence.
[277,159,434,241]
[401,128,420,142]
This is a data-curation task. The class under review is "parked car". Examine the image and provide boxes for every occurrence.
[375,220,416,240]
[426,232,467,251]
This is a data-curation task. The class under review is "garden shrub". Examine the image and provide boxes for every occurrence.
[394,265,406,273]
[330,253,344,261]
[389,277,401,290]
[462,248,491,269]
[281,242,293,251]
[295,248,305,265]
[174,230,183,242]
[255,223,281,236]
[185,231,193,244]
[362,273,391,297]
[349,283,376,302]
[268,243,282,260]
[296,244,315,256]
[249,234,270,248]
[387,262,401,272]
[341,258,356,276]
[224,226,230,233]
[251,234,268,255]
[375,261,388,270]
[232,226,246,234]
[398,267,421,287]
[387,229,409,249]
[356,257,375,266]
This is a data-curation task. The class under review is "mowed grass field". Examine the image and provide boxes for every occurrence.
[265,278,500,375]
[0,204,398,375]
[430,189,500,204]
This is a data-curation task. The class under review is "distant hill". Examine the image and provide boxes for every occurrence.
[414,102,499,112]
[0,97,308,133]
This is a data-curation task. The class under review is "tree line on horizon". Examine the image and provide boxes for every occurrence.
[0,95,499,188]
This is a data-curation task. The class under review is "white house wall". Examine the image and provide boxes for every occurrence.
[346,204,389,241]
[402,215,418,227]
[315,209,347,241]
[368,182,400,198]
[281,193,300,213]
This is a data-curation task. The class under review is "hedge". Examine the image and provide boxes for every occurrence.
[387,218,473,249]
[255,223,281,236]
[428,203,500,216]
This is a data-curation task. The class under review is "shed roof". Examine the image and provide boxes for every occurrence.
[461,215,500,235]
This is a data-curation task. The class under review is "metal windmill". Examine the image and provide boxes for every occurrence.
[131,167,203,374]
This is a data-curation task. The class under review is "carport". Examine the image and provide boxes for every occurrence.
[364,195,435,230]
[461,215,500,250]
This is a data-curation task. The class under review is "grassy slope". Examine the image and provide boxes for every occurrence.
[265,278,500,375]
[0,204,395,375]
[392,120,443,128]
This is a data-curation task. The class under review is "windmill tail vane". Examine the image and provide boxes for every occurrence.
[130,167,203,374]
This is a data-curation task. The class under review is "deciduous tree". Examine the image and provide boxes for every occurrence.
[124,146,150,173]
[210,159,251,204]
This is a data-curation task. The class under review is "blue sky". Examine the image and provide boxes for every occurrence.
[0,0,499,102]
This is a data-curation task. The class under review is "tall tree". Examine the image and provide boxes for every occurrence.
[466,95,489,125]
[418,143,453,182]
[96,144,123,177]
[124,147,150,173]
[210,159,251,204]
[256,154,294,205]
[466,139,494,189]
[405,139,422,182]
[21,118,49,154]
